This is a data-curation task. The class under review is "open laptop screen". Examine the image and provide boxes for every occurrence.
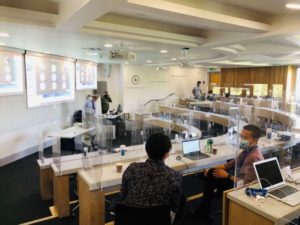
[182,139,200,155]
[253,157,285,190]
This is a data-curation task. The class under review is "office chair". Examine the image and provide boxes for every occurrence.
[114,203,171,225]
[72,110,82,124]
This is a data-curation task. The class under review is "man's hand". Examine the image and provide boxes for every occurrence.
[212,169,229,179]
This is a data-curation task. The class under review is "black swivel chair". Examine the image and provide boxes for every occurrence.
[72,110,82,124]
[114,203,171,225]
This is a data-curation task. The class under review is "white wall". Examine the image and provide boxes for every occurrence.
[98,64,123,111]
[0,63,208,165]
[0,89,91,165]
[122,65,208,113]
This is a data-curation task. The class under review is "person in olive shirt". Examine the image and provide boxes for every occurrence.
[120,133,182,213]
[101,91,112,114]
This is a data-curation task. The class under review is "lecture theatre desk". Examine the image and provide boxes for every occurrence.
[76,135,300,225]
[77,138,236,225]
[223,169,300,225]
[37,132,300,219]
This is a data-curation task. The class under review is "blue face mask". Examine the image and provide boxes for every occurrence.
[240,139,250,149]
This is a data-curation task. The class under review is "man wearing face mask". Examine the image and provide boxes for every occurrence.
[192,124,264,222]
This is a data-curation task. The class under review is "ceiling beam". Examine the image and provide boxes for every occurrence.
[83,21,205,47]
[127,0,271,32]
[55,0,127,31]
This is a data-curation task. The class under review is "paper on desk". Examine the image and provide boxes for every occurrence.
[281,165,292,181]
[282,166,300,183]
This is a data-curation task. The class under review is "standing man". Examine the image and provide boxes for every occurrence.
[194,124,264,222]
[192,81,202,100]
[101,91,112,114]
[84,95,98,118]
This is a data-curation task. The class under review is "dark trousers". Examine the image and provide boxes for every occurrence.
[199,169,233,215]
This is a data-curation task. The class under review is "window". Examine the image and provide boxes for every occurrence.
[253,84,268,97]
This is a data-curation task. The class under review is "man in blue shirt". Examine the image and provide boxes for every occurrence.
[84,95,98,118]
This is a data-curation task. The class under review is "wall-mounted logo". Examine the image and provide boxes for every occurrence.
[131,74,140,85]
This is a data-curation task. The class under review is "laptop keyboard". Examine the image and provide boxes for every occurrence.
[269,185,298,199]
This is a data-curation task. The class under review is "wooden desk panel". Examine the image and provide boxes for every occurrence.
[78,175,104,225]
[53,174,69,217]
[39,167,53,201]
[228,201,273,225]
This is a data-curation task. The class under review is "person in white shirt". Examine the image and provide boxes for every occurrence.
[192,81,202,100]
[84,95,98,118]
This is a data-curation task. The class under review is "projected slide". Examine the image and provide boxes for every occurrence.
[0,51,24,95]
[25,54,75,108]
[76,61,97,90]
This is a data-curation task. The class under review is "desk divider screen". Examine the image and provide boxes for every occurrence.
[231,99,300,219]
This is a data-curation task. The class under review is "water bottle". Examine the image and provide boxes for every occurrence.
[82,147,90,169]
[120,145,126,156]
[206,139,213,153]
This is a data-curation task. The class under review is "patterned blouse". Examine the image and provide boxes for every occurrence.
[120,158,182,211]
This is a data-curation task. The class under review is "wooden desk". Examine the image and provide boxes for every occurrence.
[76,133,300,225]
[144,118,202,137]
[223,170,300,225]
[159,105,230,127]
[48,124,94,139]
[38,107,300,219]
[78,139,237,225]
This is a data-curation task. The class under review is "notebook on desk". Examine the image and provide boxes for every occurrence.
[253,157,300,206]
[182,139,210,161]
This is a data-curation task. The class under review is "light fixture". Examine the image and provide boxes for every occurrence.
[0,33,10,37]
[160,49,168,53]
[146,60,152,63]
[104,43,113,48]
[286,2,300,9]
[85,51,98,56]
[171,58,177,60]
[0,42,6,46]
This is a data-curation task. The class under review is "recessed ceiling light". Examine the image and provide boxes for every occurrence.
[0,33,10,37]
[160,50,168,53]
[104,44,113,48]
[286,3,300,9]
[146,60,152,63]
[85,51,98,56]
[171,58,177,60]
[0,42,6,46]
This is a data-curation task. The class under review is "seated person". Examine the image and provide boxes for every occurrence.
[120,133,182,215]
[206,90,214,101]
[193,124,264,222]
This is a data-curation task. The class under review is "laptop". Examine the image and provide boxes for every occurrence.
[182,139,210,161]
[253,157,300,206]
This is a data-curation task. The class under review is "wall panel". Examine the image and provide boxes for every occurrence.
[220,66,291,97]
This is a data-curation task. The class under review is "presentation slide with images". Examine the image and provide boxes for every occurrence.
[0,51,24,95]
[25,54,75,108]
[76,61,97,90]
